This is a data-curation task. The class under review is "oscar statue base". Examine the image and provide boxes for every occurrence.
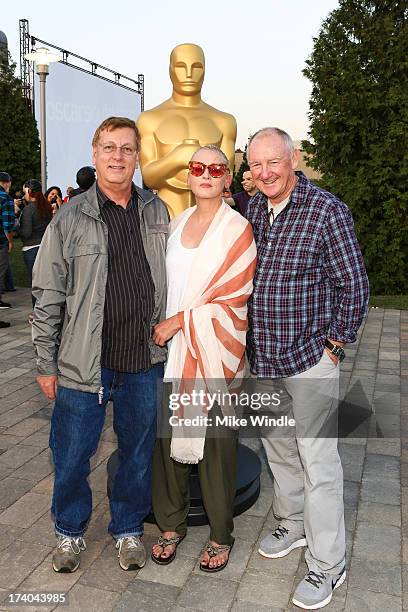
[106,443,262,526]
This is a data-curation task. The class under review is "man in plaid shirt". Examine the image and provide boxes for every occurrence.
[0,171,14,326]
[246,128,369,610]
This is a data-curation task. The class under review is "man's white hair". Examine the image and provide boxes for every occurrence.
[248,127,294,158]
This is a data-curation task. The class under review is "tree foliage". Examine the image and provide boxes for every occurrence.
[231,145,249,194]
[0,51,40,194]
[303,0,408,294]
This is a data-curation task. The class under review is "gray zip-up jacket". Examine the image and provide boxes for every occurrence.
[32,182,169,393]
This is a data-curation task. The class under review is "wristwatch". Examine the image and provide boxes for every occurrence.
[325,339,346,362]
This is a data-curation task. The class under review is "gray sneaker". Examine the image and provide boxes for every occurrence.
[116,536,146,570]
[292,567,346,609]
[258,524,306,558]
[52,535,86,573]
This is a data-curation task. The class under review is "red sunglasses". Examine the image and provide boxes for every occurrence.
[188,161,229,178]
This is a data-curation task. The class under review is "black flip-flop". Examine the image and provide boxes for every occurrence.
[199,541,234,573]
[151,534,185,565]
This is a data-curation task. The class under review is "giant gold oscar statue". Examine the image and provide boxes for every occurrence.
[137,43,237,217]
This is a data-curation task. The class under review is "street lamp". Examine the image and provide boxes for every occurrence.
[25,47,61,190]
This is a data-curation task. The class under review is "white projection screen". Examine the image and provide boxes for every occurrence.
[34,62,142,191]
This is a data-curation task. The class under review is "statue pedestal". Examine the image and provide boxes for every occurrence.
[106,443,262,526]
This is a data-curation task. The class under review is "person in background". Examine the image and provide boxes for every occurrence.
[63,186,74,203]
[45,186,63,216]
[68,166,96,199]
[0,171,14,327]
[232,170,258,216]
[18,179,52,314]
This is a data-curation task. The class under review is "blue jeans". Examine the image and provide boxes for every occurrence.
[23,247,39,308]
[49,364,164,539]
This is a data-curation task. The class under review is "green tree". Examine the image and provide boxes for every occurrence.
[0,51,40,194]
[231,145,249,194]
[302,0,408,294]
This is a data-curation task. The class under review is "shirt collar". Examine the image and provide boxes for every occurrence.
[96,181,136,209]
[253,170,309,211]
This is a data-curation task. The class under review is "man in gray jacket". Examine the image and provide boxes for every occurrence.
[32,117,169,573]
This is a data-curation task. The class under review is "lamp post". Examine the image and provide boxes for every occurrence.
[25,47,61,190]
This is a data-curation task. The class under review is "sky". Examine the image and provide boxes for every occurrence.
[2,0,340,149]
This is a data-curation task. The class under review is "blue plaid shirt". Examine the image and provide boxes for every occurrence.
[0,186,15,250]
[246,172,369,378]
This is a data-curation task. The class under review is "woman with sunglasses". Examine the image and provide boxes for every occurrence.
[151,145,257,572]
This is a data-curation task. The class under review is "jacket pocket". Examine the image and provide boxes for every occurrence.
[64,243,106,259]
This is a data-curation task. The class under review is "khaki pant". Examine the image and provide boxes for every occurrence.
[152,411,238,545]
[254,351,345,574]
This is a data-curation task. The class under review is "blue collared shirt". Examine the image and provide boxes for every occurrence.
[0,186,15,250]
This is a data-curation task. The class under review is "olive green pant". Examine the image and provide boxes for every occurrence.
[152,424,238,546]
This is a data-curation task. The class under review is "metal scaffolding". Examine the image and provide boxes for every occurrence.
[18,19,144,113]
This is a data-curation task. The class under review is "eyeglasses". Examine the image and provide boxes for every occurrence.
[98,143,137,156]
[188,161,229,178]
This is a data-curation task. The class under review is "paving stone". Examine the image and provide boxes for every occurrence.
[345,587,402,611]
[345,508,357,533]
[0,465,12,480]
[88,460,109,492]
[61,583,120,612]
[339,444,365,482]
[21,510,56,547]
[231,602,284,612]
[366,438,400,456]
[5,417,49,438]
[343,481,360,509]
[12,449,53,482]
[0,443,41,468]
[0,492,50,527]
[19,428,50,449]
[0,476,33,508]
[115,580,180,612]
[353,522,400,563]
[137,552,196,588]
[91,441,117,469]
[375,413,401,437]
[31,473,54,494]
[349,557,401,596]
[85,506,111,544]
[358,501,401,528]
[0,524,23,553]
[177,574,237,611]
[79,541,139,592]
[170,524,207,559]
[360,475,400,505]
[242,489,272,517]
[363,453,400,480]
[402,564,408,594]
[232,513,264,543]
[0,539,51,589]
[236,568,293,608]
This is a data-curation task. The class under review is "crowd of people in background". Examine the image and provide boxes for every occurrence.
[0,166,96,326]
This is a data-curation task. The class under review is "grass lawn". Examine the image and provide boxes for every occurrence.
[7,242,408,310]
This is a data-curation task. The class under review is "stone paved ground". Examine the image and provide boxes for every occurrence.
[0,288,406,612]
